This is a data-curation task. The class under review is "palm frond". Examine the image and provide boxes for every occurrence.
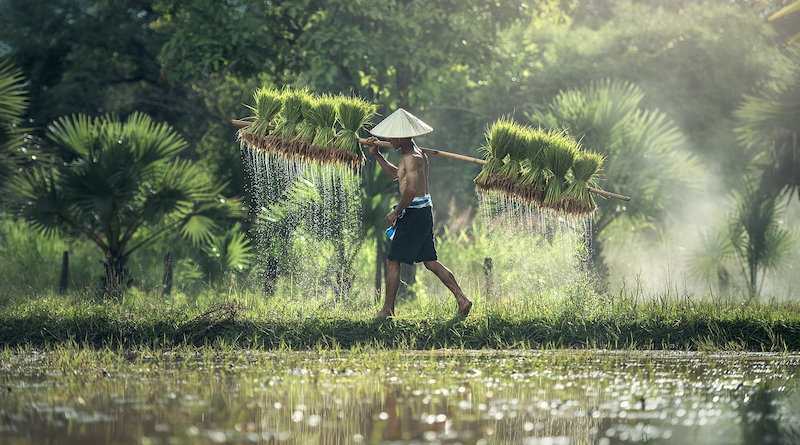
[10,167,70,238]
[47,114,102,159]
[142,159,214,221]
[0,58,28,124]
[121,111,189,171]
[201,222,253,274]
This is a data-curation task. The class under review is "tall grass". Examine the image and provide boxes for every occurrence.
[2,212,799,351]
[3,191,799,351]
[0,215,99,303]
[2,281,798,351]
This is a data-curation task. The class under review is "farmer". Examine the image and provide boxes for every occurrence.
[365,108,473,318]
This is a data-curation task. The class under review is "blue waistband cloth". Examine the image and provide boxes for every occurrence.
[406,194,432,209]
[386,194,432,239]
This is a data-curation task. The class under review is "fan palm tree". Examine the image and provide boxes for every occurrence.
[11,112,243,296]
[729,179,792,301]
[735,47,800,201]
[0,58,34,194]
[527,80,705,271]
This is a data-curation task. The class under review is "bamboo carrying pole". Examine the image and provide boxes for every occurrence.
[232,119,631,202]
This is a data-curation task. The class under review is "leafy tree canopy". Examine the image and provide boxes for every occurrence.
[152,0,531,108]
[0,0,167,126]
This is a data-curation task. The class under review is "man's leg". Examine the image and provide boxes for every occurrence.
[423,260,473,317]
[378,259,402,317]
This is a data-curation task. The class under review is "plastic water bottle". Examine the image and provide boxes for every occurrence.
[385,204,400,240]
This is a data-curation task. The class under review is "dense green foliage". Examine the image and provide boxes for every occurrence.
[0,0,798,306]
[9,113,244,295]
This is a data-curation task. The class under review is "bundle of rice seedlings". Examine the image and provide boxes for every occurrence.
[516,128,552,204]
[484,116,517,160]
[474,157,504,187]
[495,125,529,183]
[295,95,318,143]
[333,95,376,166]
[273,88,310,140]
[244,86,283,137]
[474,117,520,189]
[563,150,605,212]
[542,130,579,208]
[309,94,338,149]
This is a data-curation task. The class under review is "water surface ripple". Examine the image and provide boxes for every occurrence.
[1,350,798,444]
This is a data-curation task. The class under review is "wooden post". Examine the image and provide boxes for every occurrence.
[58,251,69,295]
[484,257,493,298]
[162,252,173,296]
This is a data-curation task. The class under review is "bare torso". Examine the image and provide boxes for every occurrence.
[397,148,430,198]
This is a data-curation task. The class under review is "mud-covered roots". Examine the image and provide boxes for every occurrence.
[239,131,364,169]
[475,176,596,217]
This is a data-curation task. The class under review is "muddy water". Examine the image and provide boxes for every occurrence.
[1,350,798,444]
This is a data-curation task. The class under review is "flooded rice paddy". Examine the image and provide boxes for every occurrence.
[1,349,798,444]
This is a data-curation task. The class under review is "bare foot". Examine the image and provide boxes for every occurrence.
[457,299,473,318]
[375,309,395,318]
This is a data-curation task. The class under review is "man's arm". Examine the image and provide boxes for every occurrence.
[365,137,398,180]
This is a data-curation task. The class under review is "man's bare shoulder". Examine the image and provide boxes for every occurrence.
[401,150,425,167]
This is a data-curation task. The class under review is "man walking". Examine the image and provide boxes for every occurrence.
[365,108,472,318]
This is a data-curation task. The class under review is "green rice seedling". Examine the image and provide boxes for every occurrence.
[244,86,283,136]
[496,124,529,185]
[484,116,517,160]
[309,94,339,149]
[517,128,551,199]
[295,94,318,143]
[273,88,310,140]
[474,117,520,188]
[542,130,579,208]
[474,157,504,185]
[333,95,376,165]
[564,150,605,210]
[506,124,530,162]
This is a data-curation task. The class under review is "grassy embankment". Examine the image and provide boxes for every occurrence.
[1,289,799,351]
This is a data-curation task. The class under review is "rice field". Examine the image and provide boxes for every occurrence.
[1,346,798,444]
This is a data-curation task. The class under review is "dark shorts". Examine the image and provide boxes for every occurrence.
[387,207,438,265]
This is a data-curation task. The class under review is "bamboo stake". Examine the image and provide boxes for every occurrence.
[231,119,631,201]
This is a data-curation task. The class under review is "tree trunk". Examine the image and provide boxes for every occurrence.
[59,251,69,295]
[162,252,173,296]
[102,250,129,299]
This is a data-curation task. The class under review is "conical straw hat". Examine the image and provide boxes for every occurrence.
[368,108,433,138]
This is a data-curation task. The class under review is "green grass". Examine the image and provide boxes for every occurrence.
[2,287,799,351]
[3,209,799,352]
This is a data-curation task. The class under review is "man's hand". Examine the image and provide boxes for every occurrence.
[385,210,398,226]
[365,136,379,156]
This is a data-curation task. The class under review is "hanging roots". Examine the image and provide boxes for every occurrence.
[239,131,363,169]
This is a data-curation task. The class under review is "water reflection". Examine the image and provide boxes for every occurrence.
[0,350,798,444]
